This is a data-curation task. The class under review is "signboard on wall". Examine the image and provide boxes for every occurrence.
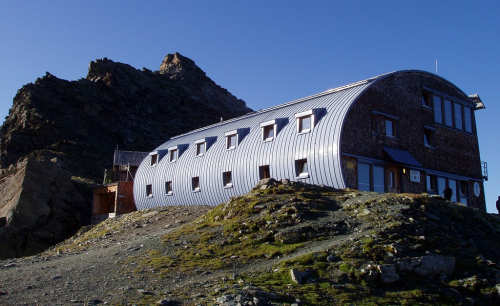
[474,182,480,197]
[409,170,420,183]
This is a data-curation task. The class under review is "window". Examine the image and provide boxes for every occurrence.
[192,177,200,192]
[298,116,311,133]
[226,134,237,149]
[464,107,473,133]
[165,181,172,195]
[459,180,468,205]
[422,91,432,108]
[434,95,443,124]
[196,142,206,156]
[259,165,270,180]
[424,127,435,148]
[150,153,158,166]
[454,103,463,130]
[296,159,308,178]
[223,171,232,187]
[444,99,453,127]
[358,163,385,192]
[146,184,153,197]
[385,118,396,138]
[170,149,178,162]
[358,163,370,191]
[295,110,315,133]
[373,166,385,193]
[426,174,437,193]
[263,125,274,141]
[432,92,474,133]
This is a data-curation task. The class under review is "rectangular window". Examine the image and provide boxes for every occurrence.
[259,165,270,180]
[448,179,457,202]
[444,99,453,127]
[373,165,385,193]
[146,184,153,197]
[422,91,432,108]
[464,107,472,133]
[296,159,308,178]
[454,103,463,130]
[150,154,158,166]
[299,116,312,133]
[192,177,200,191]
[385,118,396,138]
[170,149,178,162]
[227,134,237,149]
[165,181,172,195]
[424,127,435,148]
[263,125,274,141]
[459,180,468,205]
[196,142,206,156]
[223,171,232,187]
[358,163,370,191]
[434,95,443,123]
[426,174,437,193]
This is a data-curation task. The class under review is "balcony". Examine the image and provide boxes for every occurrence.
[481,161,488,181]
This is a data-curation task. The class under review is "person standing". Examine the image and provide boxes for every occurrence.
[496,196,500,214]
[443,185,452,201]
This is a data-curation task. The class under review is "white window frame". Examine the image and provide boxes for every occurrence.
[223,171,233,188]
[194,138,206,157]
[192,176,200,192]
[149,151,158,167]
[296,158,309,179]
[260,120,277,141]
[168,146,178,162]
[225,130,238,150]
[146,184,153,198]
[295,110,315,134]
[165,181,173,195]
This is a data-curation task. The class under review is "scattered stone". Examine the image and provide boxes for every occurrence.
[137,289,154,295]
[326,254,336,262]
[290,268,310,285]
[0,291,7,296]
[157,299,175,305]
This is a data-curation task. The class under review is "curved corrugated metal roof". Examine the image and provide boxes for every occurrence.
[133,70,473,209]
[133,72,386,209]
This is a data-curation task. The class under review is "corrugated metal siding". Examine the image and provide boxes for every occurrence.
[133,78,376,209]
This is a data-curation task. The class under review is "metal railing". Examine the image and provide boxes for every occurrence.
[481,161,488,181]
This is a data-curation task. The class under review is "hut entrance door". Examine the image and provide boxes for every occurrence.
[387,165,401,193]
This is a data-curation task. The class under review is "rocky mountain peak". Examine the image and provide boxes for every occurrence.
[159,52,206,79]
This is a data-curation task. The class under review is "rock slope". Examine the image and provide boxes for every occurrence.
[0,53,252,259]
[1,180,499,305]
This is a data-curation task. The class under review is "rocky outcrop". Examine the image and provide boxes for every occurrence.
[0,53,252,258]
[0,151,88,259]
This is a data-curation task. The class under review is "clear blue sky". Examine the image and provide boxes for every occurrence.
[1,1,499,212]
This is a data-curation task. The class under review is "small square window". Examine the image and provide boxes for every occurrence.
[296,159,308,178]
[422,91,432,108]
[385,118,396,138]
[146,184,153,197]
[259,165,270,180]
[424,128,435,148]
[150,154,158,166]
[196,142,206,156]
[165,181,172,195]
[263,125,274,141]
[192,177,200,191]
[227,134,237,149]
[298,116,312,133]
[223,171,232,187]
[170,149,178,162]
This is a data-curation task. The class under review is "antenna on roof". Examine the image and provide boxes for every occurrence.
[435,60,438,74]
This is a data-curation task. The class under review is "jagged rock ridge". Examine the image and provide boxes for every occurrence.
[0,53,252,259]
